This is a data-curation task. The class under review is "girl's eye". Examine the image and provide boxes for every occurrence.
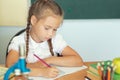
[53,29,57,31]
[45,27,49,30]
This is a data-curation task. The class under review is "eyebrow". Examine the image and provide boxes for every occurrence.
[46,25,59,29]
[46,25,52,28]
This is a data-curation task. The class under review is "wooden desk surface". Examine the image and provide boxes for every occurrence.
[1,62,97,80]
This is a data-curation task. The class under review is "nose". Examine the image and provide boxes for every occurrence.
[48,30,53,37]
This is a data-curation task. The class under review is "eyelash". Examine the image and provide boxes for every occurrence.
[53,29,57,31]
[45,28,48,30]
[45,27,57,31]
[45,27,49,30]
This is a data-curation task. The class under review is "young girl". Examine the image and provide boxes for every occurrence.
[6,0,83,78]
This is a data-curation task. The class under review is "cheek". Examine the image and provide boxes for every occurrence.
[32,26,42,36]
[35,27,41,34]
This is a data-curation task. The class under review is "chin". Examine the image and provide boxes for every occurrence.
[45,38,50,41]
[43,39,48,42]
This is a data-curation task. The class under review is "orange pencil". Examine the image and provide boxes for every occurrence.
[101,67,105,80]
[97,63,102,79]
[107,67,111,80]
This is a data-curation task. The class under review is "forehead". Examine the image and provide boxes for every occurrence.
[38,8,63,19]
[38,15,63,28]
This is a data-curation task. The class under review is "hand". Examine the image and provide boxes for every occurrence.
[41,66,59,78]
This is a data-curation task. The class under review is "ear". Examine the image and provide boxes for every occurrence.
[31,15,38,26]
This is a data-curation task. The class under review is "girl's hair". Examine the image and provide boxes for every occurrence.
[26,0,64,56]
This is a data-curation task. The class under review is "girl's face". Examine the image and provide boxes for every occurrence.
[30,15,62,43]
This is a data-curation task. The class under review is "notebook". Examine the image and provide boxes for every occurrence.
[28,65,87,80]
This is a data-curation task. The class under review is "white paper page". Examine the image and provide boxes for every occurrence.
[0,66,8,79]
[28,65,87,80]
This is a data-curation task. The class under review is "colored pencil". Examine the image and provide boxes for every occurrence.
[33,54,51,67]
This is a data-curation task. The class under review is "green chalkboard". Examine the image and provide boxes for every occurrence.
[31,0,120,19]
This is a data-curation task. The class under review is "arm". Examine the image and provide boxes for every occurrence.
[6,50,45,68]
[6,50,19,67]
[6,50,59,78]
[44,46,83,67]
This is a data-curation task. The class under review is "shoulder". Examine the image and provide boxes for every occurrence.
[52,33,67,53]
[52,34,63,41]
[8,32,26,52]
[52,33,66,44]
[12,32,25,42]
[10,32,26,46]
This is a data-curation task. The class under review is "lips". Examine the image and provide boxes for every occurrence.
[45,37,50,40]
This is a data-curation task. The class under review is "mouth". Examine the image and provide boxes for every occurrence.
[45,37,50,40]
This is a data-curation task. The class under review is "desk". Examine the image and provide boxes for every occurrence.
[0,62,97,80]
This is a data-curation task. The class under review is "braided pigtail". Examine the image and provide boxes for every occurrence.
[25,0,34,57]
[48,39,54,56]
[26,23,30,57]
[25,0,40,57]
